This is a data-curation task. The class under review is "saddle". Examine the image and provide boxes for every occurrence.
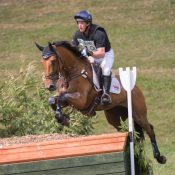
[92,63,121,94]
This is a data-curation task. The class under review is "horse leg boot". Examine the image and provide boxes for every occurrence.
[101,75,112,105]
[48,96,57,111]
[48,95,69,126]
[139,119,166,164]
[149,124,166,164]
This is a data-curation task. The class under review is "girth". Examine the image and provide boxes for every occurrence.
[79,91,102,117]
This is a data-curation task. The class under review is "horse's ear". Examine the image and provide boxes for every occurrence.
[35,42,44,51]
[48,42,56,53]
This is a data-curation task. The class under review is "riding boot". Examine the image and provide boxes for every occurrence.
[101,75,112,105]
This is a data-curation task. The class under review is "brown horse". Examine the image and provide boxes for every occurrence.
[36,41,166,164]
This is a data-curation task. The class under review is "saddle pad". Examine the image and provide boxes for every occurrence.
[92,66,121,94]
[110,76,121,94]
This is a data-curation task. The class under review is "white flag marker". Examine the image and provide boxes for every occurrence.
[119,67,137,175]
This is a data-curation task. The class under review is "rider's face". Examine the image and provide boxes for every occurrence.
[77,21,88,33]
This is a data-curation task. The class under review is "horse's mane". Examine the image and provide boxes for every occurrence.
[53,41,82,57]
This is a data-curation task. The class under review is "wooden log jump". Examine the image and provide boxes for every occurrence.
[0,132,129,175]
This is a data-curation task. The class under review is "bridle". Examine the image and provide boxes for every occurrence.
[42,43,94,88]
[43,72,60,81]
[42,44,63,81]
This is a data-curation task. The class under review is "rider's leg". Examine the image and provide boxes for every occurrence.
[101,74,112,105]
[100,49,114,105]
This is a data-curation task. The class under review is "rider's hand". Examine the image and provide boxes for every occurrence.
[88,56,94,63]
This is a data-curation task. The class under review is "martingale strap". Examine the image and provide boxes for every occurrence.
[68,69,95,88]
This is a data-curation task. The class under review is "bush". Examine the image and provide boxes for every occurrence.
[0,62,95,137]
[63,107,96,135]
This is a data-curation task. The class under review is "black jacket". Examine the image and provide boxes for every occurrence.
[72,24,111,52]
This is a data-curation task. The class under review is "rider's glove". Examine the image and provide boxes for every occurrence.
[87,56,95,63]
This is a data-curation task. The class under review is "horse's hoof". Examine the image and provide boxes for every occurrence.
[157,155,167,164]
[56,117,69,127]
[62,116,70,127]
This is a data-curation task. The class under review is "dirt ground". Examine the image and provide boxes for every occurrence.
[0,134,75,147]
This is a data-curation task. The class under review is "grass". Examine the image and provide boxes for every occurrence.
[0,0,174,174]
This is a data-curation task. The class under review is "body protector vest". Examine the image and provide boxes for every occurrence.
[72,24,111,53]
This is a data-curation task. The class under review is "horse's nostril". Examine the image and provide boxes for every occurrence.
[50,84,56,91]
[46,84,56,91]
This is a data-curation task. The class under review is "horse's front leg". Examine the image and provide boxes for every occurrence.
[49,91,87,126]
[48,95,69,126]
[59,91,87,110]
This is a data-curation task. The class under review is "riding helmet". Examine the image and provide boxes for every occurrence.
[74,10,92,22]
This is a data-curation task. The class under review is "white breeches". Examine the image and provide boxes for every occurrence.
[94,49,114,76]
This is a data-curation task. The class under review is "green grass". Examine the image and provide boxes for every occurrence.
[0,0,175,174]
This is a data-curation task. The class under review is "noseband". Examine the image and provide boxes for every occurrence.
[43,72,60,81]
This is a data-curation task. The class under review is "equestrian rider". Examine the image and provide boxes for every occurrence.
[72,10,115,105]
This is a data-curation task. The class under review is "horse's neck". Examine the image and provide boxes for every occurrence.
[57,47,87,79]
[57,47,82,71]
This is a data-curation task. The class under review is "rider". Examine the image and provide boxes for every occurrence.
[72,10,115,105]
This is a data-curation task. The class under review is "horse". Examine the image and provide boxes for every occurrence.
[35,41,166,164]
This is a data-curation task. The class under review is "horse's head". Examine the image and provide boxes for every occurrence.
[36,41,89,92]
[36,42,60,91]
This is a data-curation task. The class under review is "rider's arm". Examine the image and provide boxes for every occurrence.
[91,47,105,58]
[90,30,107,58]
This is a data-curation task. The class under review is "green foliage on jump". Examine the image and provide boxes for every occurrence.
[0,62,95,137]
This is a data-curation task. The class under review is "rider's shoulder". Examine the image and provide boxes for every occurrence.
[90,24,106,34]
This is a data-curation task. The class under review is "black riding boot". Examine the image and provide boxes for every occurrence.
[101,75,112,105]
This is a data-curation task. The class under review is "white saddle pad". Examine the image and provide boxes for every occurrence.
[92,66,121,94]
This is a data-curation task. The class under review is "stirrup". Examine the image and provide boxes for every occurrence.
[101,93,112,105]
